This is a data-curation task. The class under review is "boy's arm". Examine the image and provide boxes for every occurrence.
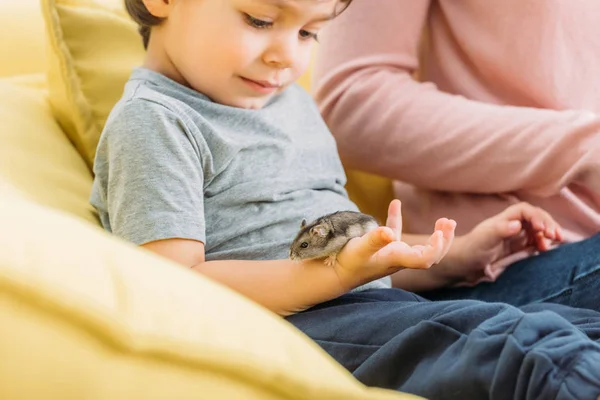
[194,258,346,316]
[142,238,353,316]
[143,220,455,316]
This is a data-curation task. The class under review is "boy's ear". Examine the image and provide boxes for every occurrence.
[142,0,173,18]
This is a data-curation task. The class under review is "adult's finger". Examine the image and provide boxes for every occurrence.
[504,202,560,236]
[495,219,523,239]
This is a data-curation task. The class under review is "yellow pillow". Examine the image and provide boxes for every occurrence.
[0,0,46,77]
[345,170,395,224]
[0,185,418,400]
[0,78,98,224]
[42,0,144,170]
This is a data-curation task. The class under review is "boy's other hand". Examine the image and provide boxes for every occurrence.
[333,200,456,291]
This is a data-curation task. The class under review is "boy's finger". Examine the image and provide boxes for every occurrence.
[386,199,402,241]
[424,230,445,264]
[435,218,456,256]
[362,226,395,256]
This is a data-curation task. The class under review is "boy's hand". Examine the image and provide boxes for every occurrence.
[441,202,564,285]
[333,199,456,291]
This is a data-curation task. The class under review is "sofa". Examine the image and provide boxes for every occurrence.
[0,0,416,399]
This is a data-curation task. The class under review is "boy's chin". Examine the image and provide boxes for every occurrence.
[226,96,272,110]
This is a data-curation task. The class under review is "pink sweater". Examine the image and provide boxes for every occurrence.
[313,0,600,278]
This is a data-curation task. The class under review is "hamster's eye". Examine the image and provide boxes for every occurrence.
[300,242,309,248]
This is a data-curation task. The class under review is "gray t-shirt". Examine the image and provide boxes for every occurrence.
[90,67,391,290]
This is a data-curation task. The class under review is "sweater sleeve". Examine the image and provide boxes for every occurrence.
[313,0,600,197]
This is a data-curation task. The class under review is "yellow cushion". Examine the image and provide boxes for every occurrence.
[42,0,145,170]
[0,0,46,77]
[0,186,418,400]
[0,78,98,224]
[345,170,395,224]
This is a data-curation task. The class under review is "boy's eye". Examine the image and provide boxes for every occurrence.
[244,13,272,29]
[299,30,318,41]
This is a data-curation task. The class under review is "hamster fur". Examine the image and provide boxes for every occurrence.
[289,211,379,266]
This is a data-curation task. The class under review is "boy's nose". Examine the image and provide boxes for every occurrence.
[264,36,297,69]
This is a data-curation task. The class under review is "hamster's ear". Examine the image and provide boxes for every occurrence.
[300,219,307,229]
[310,224,329,238]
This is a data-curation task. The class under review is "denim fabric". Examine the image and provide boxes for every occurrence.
[286,234,600,399]
[419,233,600,311]
[286,290,600,400]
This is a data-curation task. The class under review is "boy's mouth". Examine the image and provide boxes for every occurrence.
[240,76,282,94]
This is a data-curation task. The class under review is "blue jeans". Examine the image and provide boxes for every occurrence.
[286,234,600,399]
[418,232,600,310]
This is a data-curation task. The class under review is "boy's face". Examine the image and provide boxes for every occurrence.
[144,0,340,109]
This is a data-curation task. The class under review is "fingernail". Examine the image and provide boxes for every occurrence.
[508,221,520,230]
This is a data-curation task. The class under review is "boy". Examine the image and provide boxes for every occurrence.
[91,0,600,398]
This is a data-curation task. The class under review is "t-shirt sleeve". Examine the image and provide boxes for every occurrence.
[93,98,206,246]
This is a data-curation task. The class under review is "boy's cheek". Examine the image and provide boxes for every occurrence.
[293,57,312,81]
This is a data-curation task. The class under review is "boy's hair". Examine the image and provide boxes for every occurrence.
[124,0,353,50]
[125,0,164,49]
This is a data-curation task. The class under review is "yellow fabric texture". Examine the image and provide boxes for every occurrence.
[0,186,418,400]
[0,79,98,224]
[42,0,146,170]
[0,0,46,77]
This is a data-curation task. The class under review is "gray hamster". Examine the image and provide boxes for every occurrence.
[289,211,379,266]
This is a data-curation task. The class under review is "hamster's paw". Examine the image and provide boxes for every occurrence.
[324,253,337,267]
